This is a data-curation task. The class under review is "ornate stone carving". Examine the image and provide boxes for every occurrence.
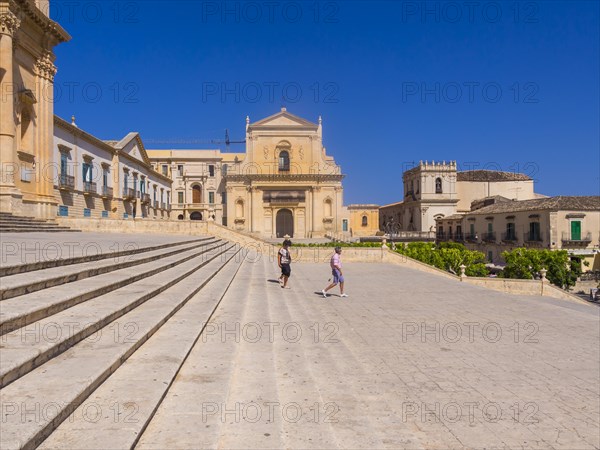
[0,11,20,36]
[34,50,57,81]
[298,146,304,160]
[263,146,269,160]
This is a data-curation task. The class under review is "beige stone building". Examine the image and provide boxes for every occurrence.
[0,0,70,218]
[224,108,345,239]
[380,161,540,234]
[53,116,172,220]
[347,204,380,237]
[147,150,243,224]
[436,196,600,268]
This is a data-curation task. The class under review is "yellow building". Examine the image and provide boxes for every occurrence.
[0,0,70,218]
[347,204,380,237]
[225,108,345,238]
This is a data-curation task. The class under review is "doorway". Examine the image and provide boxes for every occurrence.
[276,209,294,238]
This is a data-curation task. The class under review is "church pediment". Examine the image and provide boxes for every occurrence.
[249,108,318,130]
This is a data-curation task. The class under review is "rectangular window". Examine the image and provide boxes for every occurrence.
[60,153,68,177]
[529,222,541,241]
[58,205,69,217]
[209,165,215,177]
[178,165,184,176]
[209,192,215,204]
[82,162,90,183]
[222,164,227,176]
[102,168,108,187]
[162,165,168,176]
[470,223,475,238]
[83,208,91,218]
[506,223,515,240]
[101,210,109,218]
[123,172,128,189]
[487,222,493,233]
[178,192,184,204]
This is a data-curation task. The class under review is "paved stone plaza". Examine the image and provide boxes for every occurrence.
[0,233,598,449]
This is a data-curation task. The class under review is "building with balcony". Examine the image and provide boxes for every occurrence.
[53,116,172,220]
[146,150,238,225]
[435,196,600,268]
[380,161,541,234]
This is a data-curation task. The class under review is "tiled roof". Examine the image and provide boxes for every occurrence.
[470,196,600,214]
[457,170,531,182]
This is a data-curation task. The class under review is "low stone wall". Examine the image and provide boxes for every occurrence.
[56,217,209,235]
[53,219,588,304]
[460,276,585,304]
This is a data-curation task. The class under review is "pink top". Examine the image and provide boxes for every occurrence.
[330,253,341,269]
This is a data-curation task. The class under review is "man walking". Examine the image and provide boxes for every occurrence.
[278,239,292,289]
[322,246,348,298]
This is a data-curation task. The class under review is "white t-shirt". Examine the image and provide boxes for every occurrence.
[279,248,291,264]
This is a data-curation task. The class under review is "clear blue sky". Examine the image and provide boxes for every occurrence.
[50,1,599,205]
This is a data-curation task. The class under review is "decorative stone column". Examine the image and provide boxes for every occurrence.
[0,9,22,212]
[459,264,467,279]
[33,50,59,214]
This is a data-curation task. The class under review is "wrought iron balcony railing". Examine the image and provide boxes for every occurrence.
[83,181,97,195]
[501,232,518,242]
[482,232,497,242]
[58,174,75,190]
[101,186,113,198]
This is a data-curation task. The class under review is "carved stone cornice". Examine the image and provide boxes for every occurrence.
[0,10,20,36]
[226,174,344,183]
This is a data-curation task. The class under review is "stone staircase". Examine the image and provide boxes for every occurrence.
[0,235,246,449]
[0,212,78,233]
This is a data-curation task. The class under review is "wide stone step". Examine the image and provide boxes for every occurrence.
[37,248,246,449]
[0,238,221,300]
[0,228,78,233]
[0,236,213,277]
[0,242,236,388]
[0,240,226,335]
[0,246,241,450]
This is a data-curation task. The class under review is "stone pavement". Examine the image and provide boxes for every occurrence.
[1,233,598,449]
[137,258,600,449]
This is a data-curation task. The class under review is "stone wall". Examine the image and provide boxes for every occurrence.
[54,217,587,304]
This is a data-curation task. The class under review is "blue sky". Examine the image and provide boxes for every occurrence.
[51,1,599,205]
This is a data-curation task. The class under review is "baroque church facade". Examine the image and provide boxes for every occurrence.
[225,108,345,239]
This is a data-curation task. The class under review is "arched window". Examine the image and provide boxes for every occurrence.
[278,151,290,171]
[362,215,368,227]
[435,177,443,194]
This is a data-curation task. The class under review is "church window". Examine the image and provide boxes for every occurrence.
[279,151,290,171]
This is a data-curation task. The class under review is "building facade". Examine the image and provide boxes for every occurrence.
[347,204,380,237]
[224,108,345,239]
[380,161,539,234]
[0,0,70,218]
[147,150,243,224]
[436,196,600,268]
[53,116,172,220]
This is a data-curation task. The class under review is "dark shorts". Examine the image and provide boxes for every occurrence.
[281,264,291,277]
[332,268,344,284]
